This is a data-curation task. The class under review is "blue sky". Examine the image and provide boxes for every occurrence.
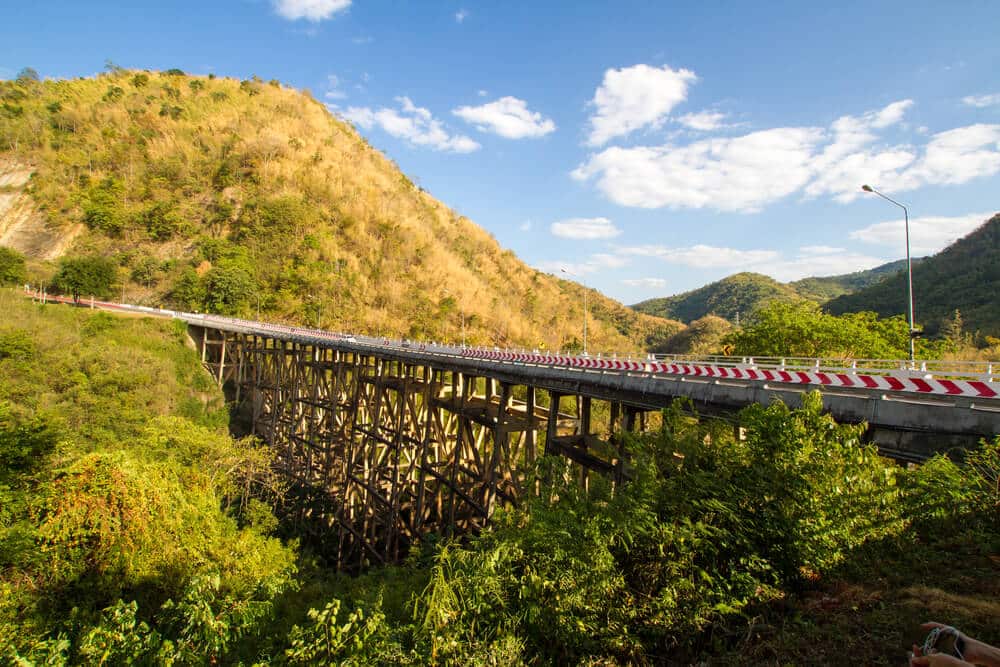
[4,0,1000,303]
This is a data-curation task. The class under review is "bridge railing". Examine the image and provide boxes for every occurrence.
[23,289,998,394]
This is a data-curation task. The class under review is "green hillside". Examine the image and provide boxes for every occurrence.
[632,272,801,323]
[789,258,918,302]
[631,260,929,326]
[0,69,680,352]
[826,213,1000,337]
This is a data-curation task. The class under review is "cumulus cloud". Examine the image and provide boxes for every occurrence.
[804,100,917,203]
[550,217,621,240]
[677,110,727,131]
[574,98,1000,213]
[537,253,629,276]
[455,9,468,22]
[340,97,480,153]
[850,212,995,256]
[963,93,1000,108]
[764,249,888,282]
[622,277,667,288]
[273,0,350,22]
[614,243,886,281]
[453,96,556,139]
[572,127,824,212]
[897,124,1000,189]
[586,64,697,146]
[617,244,780,268]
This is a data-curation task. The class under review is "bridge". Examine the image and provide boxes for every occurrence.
[28,291,1000,570]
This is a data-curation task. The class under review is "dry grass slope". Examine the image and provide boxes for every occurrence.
[0,70,681,352]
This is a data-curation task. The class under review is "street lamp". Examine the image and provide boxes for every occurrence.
[861,184,916,363]
[560,268,588,355]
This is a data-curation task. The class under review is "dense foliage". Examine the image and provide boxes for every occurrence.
[0,68,679,351]
[650,314,733,354]
[0,247,26,286]
[789,258,918,302]
[632,272,801,324]
[827,214,1000,337]
[724,300,919,359]
[2,292,997,664]
[49,255,117,299]
[631,261,919,326]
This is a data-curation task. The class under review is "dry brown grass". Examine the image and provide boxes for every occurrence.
[0,71,681,351]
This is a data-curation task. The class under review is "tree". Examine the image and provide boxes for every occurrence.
[50,255,116,300]
[202,259,255,315]
[0,246,27,286]
[942,309,968,347]
[15,67,39,84]
[653,315,732,355]
[724,301,910,359]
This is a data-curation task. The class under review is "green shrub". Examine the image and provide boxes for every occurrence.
[50,254,116,299]
[0,247,27,286]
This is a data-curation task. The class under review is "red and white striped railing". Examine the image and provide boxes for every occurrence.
[22,288,998,401]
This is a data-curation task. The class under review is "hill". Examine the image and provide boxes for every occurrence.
[631,260,927,325]
[826,213,1000,336]
[631,272,801,323]
[789,258,919,302]
[0,69,680,352]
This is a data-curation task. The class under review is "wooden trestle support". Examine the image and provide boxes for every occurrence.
[195,327,650,571]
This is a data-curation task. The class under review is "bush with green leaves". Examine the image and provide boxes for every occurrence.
[50,254,116,299]
[0,247,27,286]
[725,300,916,358]
[407,393,911,663]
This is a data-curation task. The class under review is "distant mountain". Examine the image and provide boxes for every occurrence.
[789,259,921,302]
[632,272,801,323]
[631,260,929,325]
[826,214,1000,336]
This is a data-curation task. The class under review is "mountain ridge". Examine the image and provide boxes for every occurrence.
[631,259,927,325]
[826,213,1000,336]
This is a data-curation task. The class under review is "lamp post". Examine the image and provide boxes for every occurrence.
[861,184,915,363]
[560,268,588,355]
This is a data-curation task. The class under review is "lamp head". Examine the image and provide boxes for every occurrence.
[861,184,874,192]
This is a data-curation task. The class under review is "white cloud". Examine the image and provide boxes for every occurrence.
[453,96,556,139]
[805,100,917,202]
[586,64,697,146]
[963,93,1000,108]
[455,9,468,23]
[273,0,350,22]
[324,74,346,100]
[550,217,621,240]
[573,127,824,212]
[898,124,1000,188]
[765,250,888,281]
[537,252,629,276]
[622,277,667,288]
[799,245,845,255]
[850,212,995,255]
[677,110,727,131]
[574,97,1000,213]
[615,243,886,281]
[617,244,780,268]
[518,220,532,232]
[339,97,480,153]
[477,89,488,97]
